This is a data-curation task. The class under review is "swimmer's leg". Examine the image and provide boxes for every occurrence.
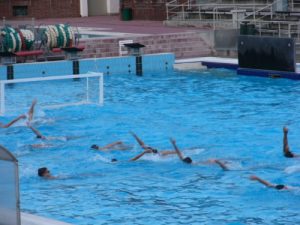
[100,141,124,150]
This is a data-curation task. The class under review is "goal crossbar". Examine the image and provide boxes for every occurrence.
[0,73,104,115]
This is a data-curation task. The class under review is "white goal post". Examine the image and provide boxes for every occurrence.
[0,73,104,115]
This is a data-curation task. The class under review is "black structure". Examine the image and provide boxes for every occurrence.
[7,65,14,80]
[238,35,295,72]
[73,60,79,75]
[124,43,145,76]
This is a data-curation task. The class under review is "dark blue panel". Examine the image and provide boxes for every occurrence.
[238,35,295,72]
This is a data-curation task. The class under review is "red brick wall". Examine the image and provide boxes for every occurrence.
[0,0,80,19]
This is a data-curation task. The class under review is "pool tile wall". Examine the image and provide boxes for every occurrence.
[0,53,175,80]
[79,56,136,75]
[13,61,73,79]
[142,53,174,72]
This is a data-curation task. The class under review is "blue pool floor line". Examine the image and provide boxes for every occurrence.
[175,57,300,80]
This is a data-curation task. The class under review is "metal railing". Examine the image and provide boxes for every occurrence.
[166,1,269,21]
[166,0,300,41]
[289,0,300,10]
[240,19,300,39]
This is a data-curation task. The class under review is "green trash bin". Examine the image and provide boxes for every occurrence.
[121,8,133,21]
[240,22,248,35]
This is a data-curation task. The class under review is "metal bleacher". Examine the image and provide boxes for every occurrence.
[166,0,300,34]
[165,0,300,59]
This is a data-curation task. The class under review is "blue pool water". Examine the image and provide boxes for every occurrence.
[1,69,300,225]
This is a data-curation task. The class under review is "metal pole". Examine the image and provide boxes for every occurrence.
[166,3,169,20]
[86,77,89,102]
[99,75,104,105]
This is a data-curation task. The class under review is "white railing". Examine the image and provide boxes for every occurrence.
[243,0,287,21]
[289,0,300,10]
[239,19,300,39]
[166,2,268,21]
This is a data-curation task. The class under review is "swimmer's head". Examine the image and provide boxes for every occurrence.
[38,167,50,177]
[146,147,158,154]
[111,158,118,162]
[91,144,98,150]
[275,184,285,190]
[183,157,193,164]
[151,149,158,154]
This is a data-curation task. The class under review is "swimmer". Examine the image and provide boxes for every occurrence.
[130,132,177,156]
[27,122,46,139]
[38,167,56,179]
[170,138,193,164]
[170,138,229,169]
[249,175,289,190]
[27,122,68,141]
[0,114,26,128]
[283,127,299,158]
[91,141,130,151]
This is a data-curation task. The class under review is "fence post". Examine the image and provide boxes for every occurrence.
[166,3,169,20]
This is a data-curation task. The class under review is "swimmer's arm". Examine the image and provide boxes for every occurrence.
[211,159,229,171]
[28,99,37,122]
[170,138,184,160]
[130,151,146,161]
[27,123,46,139]
[0,114,26,128]
[130,132,147,148]
[130,149,152,161]
[249,175,274,188]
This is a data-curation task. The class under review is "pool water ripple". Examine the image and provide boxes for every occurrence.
[1,69,300,224]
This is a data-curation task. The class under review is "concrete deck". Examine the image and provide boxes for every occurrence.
[6,15,202,35]
[21,212,72,225]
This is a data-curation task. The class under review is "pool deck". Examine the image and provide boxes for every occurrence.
[176,57,300,80]
[8,15,202,35]
[22,212,72,225]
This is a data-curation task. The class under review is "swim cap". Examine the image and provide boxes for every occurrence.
[183,157,192,164]
[91,144,98,149]
[275,184,285,190]
[38,167,48,177]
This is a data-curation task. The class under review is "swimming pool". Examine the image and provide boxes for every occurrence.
[1,69,300,225]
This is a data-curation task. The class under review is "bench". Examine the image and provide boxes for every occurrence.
[14,50,43,63]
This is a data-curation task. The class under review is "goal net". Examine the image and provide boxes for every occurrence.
[0,73,104,115]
